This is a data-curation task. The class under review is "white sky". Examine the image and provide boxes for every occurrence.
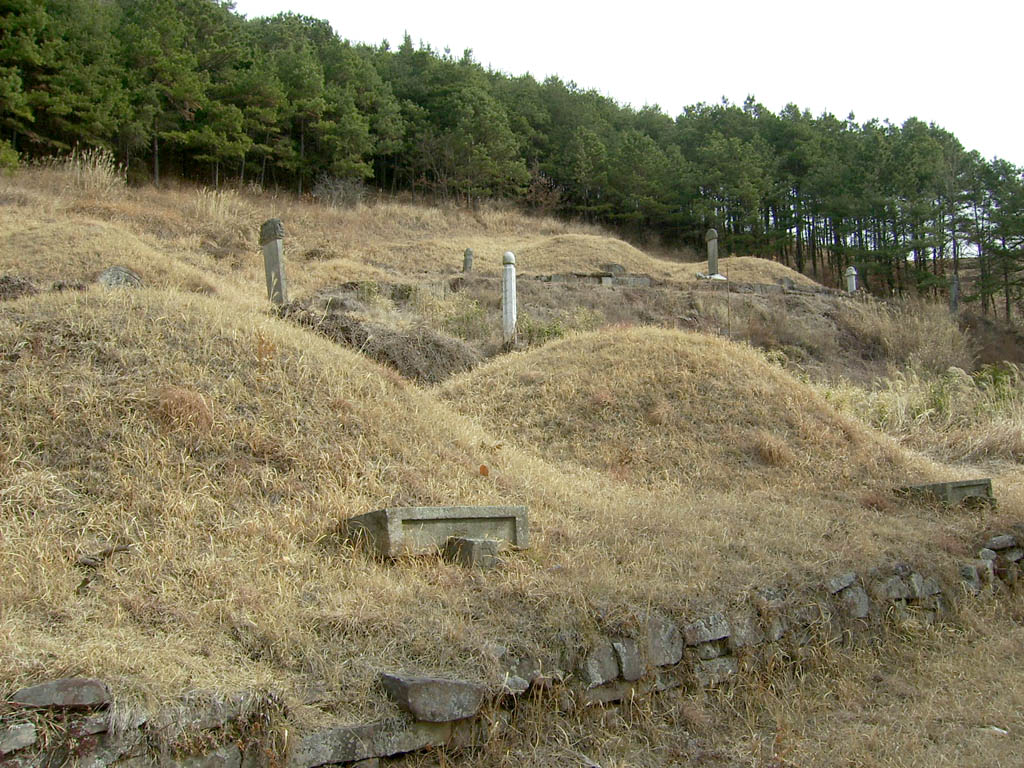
[232,0,1024,167]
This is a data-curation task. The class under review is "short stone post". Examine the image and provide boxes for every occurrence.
[845,265,858,294]
[705,228,719,275]
[501,251,517,349]
[260,218,287,305]
[950,273,960,314]
[463,248,474,273]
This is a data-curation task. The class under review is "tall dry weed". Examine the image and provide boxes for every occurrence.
[35,147,126,195]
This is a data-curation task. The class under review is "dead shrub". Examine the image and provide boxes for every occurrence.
[154,387,213,434]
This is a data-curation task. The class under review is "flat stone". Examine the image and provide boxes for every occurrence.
[960,560,995,595]
[172,746,242,768]
[899,479,993,506]
[0,724,37,755]
[501,675,529,696]
[612,639,645,682]
[646,614,683,667]
[995,561,1019,586]
[694,657,738,687]
[442,537,499,569]
[870,576,911,602]
[97,266,143,289]
[838,585,870,618]
[288,719,452,768]
[351,760,380,768]
[978,548,998,561]
[684,613,730,645]
[76,729,147,768]
[1003,547,1024,562]
[985,534,1017,551]
[346,506,528,557]
[753,587,786,613]
[599,263,626,276]
[581,680,644,706]
[380,673,486,722]
[11,678,110,708]
[825,572,858,594]
[580,640,620,688]
[694,640,726,660]
[727,612,765,650]
[908,573,942,599]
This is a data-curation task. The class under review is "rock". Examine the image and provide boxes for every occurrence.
[97,266,143,289]
[870,576,911,602]
[694,657,738,687]
[379,673,486,722]
[579,640,620,688]
[1003,548,1024,563]
[502,674,529,696]
[994,560,1019,586]
[727,612,765,650]
[825,571,858,594]
[76,729,147,768]
[598,263,627,276]
[172,746,242,768]
[288,719,452,768]
[11,678,110,708]
[985,535,1017,551]
[646,614,683,667]
[960,560,995,595]
[442,537,500,569]
[581,680,642,706]
[908,573,942,599]
[350,760,380,768]
[0,723,37,755]
[694,641,725,660]
[978,548,998,561]
[838,585,870,618]
[753,587,786,613]
[612,638,645,682]
[684,613,730,646]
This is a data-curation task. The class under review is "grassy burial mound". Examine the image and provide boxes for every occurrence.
[686,255,824,287]
[441,325,917,494]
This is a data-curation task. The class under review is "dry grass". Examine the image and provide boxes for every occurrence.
[1,162,1023,766]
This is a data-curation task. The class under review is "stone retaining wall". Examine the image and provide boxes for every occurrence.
[3,529,1021,768]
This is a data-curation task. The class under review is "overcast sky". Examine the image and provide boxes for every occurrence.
[232,0,1023,167]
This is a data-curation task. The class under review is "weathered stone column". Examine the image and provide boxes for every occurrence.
[950,273,960,314]
[845,265,858,294]
[463,248,473,273]
[501,251,517,349]
[260,218,287,305]
[705,228,719,275]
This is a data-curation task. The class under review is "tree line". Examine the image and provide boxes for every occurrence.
[2,0,1022,317]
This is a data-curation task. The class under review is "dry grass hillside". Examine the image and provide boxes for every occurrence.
[2,159,1024,766]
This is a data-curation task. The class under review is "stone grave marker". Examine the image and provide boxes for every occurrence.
[345,506,529,558]
[260,218,287,305]
[462,248,473,273]
[502,251,517,348]
[705,228,719,275]
[845,265,858,293]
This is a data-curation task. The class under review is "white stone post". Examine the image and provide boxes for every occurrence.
[463,248,474,273]
[845,265,858,294]
[705,228,719,276]
[501,251,517,349]
[260,218,288,304]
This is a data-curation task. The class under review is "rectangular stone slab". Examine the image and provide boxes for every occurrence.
[899,479,993,506]
[346,506,528,557]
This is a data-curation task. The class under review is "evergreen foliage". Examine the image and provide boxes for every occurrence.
[1,0,1021,315]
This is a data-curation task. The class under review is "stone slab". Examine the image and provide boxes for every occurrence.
[11,678,110,708]
[838,585,870,618]
[646,614,683,667]
[898,479,994,506]
[985,534,1017,551]
[0,724,37,755]
[612,639,645,682]
[346,506,528,557]
[379,673,486,722]
[825,571,858,595]
[288,719,453,767]
[442,537,500,569]
[684,613,730,645]
[580,641,620,688]
[172,746,242,768]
